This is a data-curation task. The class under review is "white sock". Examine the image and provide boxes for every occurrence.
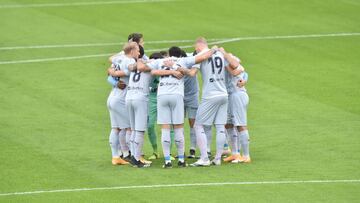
[237,129,242,154]
[130,130,136,156]
[125,130,131,156]
[134,131,144,161]
[203,125,212,153]
[195,124,208,161]
[109,129,120,158]
[215,124,226,160]
[161,128,171,163]
[190,127,196,150]
[174,128,185,162]
[240,130,250,157]
[227,127,238,155]
[118,143,123,158]
[119,129,129,157]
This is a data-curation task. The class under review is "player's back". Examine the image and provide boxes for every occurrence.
[111,54,130,99]
[148,57,192,97]
[125,58,152,101]
[184,53,199,97]
[198,50,228,99]
[226,71,247,94]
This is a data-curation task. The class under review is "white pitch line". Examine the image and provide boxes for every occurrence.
[0,32,359,65]
[0,179,359,197]
[0,0,177,9]
[209,32,360,44]
[0,46,191,65]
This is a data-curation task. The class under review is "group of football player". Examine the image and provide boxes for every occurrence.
[106,33,250,168]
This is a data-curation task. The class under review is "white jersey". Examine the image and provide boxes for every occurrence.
[184,53,200,98]
[125,57,152,101]
[197,49,229,99]
[111,54,130,99]
[226,67,247,94]
[147,56,195,97]
[111,51,125,65]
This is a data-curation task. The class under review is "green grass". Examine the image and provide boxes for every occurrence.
[0,0,360,202]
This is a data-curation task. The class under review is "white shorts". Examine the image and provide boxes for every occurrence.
[184,94,198,119]
[107,89,130,129]
[195,96,228,125]
[157,94,184,125]
[185,106,198,119]
[126,99,148,131]
[184,93,199,108]
[228,91,249,126]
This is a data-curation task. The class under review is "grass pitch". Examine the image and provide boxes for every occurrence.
[0,0,360,202]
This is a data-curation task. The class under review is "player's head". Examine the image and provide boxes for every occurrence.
[123,42,140,59]
[180,50,187,57]
[149,52,164,60]
[128,33,144,47]
[160,51,169,57]
[168,46,182,57]
[195,37,208,52]
[139,45,145,59]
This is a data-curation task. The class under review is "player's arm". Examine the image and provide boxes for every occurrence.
[136,60,152,72]
[226,64,244,76]
[177,67,198,77]
[194,46,218,63]
[237,72,248,87]
[219,47,240,69]
[151,69,184,79]
[108,65,127,77]
[107,75,118,86]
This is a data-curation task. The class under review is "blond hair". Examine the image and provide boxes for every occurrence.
[123,42,138,54]
[195,37,207,45]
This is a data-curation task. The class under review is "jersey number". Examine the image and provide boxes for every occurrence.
[132,71,141,82]
[209,56,223,74]
[160,66,172,78]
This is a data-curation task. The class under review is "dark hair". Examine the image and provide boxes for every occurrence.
[128,33,143,44]
[139,45,144,58]
[149,52,164,60]
[180,50,187,57]
[192,50,197,56]
[159,51,168,57]
[168,46,182,57]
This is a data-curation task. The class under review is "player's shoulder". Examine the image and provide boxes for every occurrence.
[148,58,164,68]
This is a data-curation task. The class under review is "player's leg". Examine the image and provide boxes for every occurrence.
[157,95,173,168]
[107,93,128,165]
[126,100,136,164]
[117,99,131,162]
[187,110,197,158]
[124,128,132,162]
[222,95,233,156]
[147,92,158,159]
[132,100,150,168]
[211,96,228,166]
[119,129,130,159]
[171,95,186,167]
[185,96,198,159]
[223,97,238,162]
[234,92,250,163]
[224,124,240,163]
[190,98,217,167]
[109,128,120,164]
[203,125,212,157]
